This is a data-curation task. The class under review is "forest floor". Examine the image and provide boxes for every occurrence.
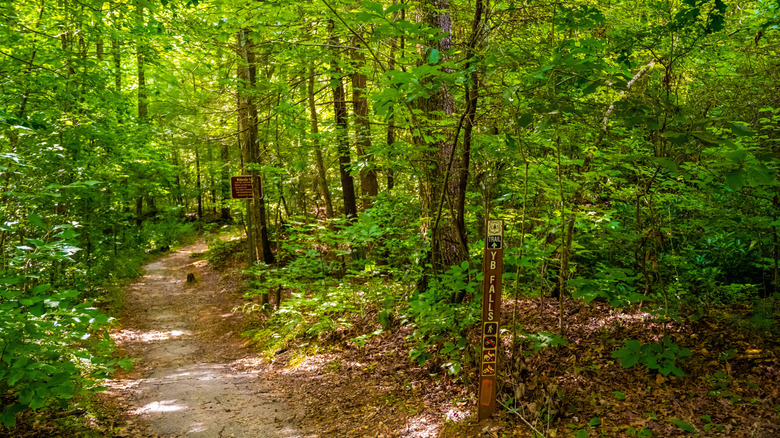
[101,239,310,437]
[98,239,480,438]
[3,236,779,437]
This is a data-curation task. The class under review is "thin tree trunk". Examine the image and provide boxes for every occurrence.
[208,144,217,213]
[221,141,231,220]
[112,38,121,92]
[136,0,147,120]
[135,197,143,228]
[196,147,203,220]
[329,22,357,220]
[350,37,379,208]
[308,67,334,218]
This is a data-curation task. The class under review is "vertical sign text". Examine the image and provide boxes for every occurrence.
[478,219,504,421]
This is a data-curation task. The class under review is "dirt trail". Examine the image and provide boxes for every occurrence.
[105,240,310,438]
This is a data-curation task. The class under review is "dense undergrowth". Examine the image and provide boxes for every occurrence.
[0,211,198,432]
[204,192,780,436]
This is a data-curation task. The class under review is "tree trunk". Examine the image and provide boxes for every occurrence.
[208,144,217,213]
[135,0,147,121]
[112,38,121,92]
[238,29,274,264]
[329,22,357,220]
[350,37,379,208]
[237,38,256,262]
[308,67,334,218]
[221,141,231,220]
[418,0,467,274]
[196,146,203,220]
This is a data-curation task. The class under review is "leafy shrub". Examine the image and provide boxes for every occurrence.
[612,337,691,377]
[0,220,129,428]
[206,237,245,270]
[402,263,481,375]
[569,264,647,306]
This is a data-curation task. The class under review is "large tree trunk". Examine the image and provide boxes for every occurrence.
[238,29,274,264]
[329,22,357,220]
[417,0,468,274]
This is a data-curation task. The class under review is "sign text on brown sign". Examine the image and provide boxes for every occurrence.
[230,176,262,199]
[478,219,504,421]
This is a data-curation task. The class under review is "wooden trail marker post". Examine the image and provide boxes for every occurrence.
[478,219,504,420]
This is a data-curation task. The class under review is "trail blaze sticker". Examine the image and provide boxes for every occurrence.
[478,219,504,421]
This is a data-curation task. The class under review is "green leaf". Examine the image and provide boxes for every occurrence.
[361,0,384,16]
[651,157,678,171]
[29,396,46,409]
[28,213,45,230]
[613,391,626,400]
[428,49,440,64]
[29,302,46,317]
[725,169,746,191]
[2,403,24,428]
[0,276,24,285]
[518,112,534,128]
[31,284,51,294]
[668,418,697,434]
[589,416,602,427]
[730,122,754,137]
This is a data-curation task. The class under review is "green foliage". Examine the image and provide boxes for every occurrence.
[520,331,569,354]
[243,278,400,358]
[626,427,654,437]
[205,237,245,270]
[402,263,481,375]
[0,222,129,428]
[570,265,648,307]
[700,415,726,434]
[611,338,692,377]
[668,418,697,434]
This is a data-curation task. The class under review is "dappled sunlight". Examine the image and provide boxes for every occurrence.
[113,329,192,343]
[187,423,207,433]
[444,406,470,422]
[164,364,228,381]
[132,399,187,415]
[279,353,339,373]
[585,310,653,330]
[398,413,441,437]
[230,356,266,374]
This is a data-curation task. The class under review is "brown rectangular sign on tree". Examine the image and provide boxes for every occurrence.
[230,176,261,199]
[478,219,504,421]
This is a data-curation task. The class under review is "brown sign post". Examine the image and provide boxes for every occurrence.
[231,176,261,199]
[478,219,504,421]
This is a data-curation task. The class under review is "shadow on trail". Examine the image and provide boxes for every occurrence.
[104,240,311,438]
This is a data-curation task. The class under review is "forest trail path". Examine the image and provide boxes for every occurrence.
[104,240,311,438]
